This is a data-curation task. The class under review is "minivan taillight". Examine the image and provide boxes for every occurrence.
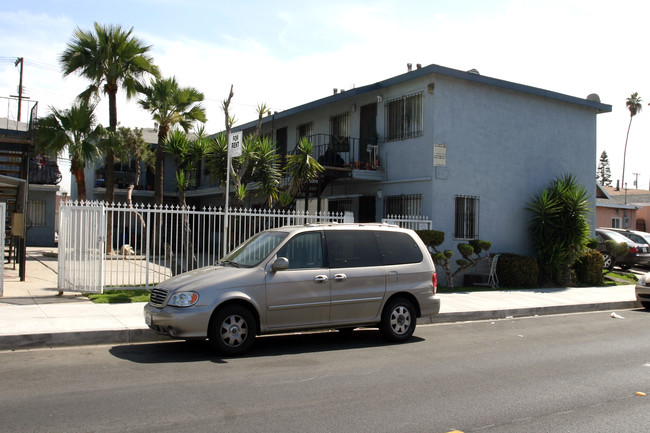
[432,272,438,295]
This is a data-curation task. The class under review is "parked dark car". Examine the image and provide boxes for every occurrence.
[595,228,650,270]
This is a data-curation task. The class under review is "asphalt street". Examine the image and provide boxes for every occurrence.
[1,309,648,433]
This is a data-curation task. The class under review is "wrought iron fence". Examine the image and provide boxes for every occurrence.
[58,201,353,292]
[382,214,432,231]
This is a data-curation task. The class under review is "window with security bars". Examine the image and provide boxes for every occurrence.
[385,92,423,141]
[384,194,422,217]
[455,195,479,239]
[27,200,46,227]
[297,122,313,141]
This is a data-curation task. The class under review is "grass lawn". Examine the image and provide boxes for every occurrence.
[85,289,150,303]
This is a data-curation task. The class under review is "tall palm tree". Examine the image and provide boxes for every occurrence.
[622,92,642,189]
[59,22,160,205]
[136,76,206,206]
[285,137,324,212]
[35,101,103,201]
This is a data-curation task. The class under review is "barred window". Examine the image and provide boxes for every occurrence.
[455,195,479,239]
[385,92,423,141]
[27,200,46,227]
[297,122,314,141]
[330,113,349,138]
[384,194,422,217]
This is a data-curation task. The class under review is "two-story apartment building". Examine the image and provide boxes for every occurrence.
[226,64,611,258]
[81,63,611,264]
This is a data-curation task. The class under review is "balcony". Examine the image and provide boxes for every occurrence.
[29,159,62,185]
[0,96,38,153]
[290,134,380,171]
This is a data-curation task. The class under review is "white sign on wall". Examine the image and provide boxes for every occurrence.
[229,131,243,158]
[434,143,446,166]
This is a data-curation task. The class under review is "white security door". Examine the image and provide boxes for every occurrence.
[58,203,105,293]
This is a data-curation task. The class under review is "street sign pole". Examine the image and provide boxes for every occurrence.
[223,131,242,259]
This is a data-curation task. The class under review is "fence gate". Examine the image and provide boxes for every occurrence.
[58,202,105,293]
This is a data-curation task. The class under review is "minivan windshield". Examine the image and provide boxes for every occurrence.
[220,231,289,267]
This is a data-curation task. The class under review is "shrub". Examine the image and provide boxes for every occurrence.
[573,249,604,286]
[496,253,539,287]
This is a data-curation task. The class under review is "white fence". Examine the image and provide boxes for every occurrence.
[382,214,432,230]
[58,201,352,293]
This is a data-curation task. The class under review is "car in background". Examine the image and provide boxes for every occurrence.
[634,273,650,310]
[606,227,650,247]
[595,228,650,270]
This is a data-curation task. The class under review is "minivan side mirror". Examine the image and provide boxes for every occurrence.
[271,257,289,272]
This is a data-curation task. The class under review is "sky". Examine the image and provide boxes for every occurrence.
[1,0,650,190]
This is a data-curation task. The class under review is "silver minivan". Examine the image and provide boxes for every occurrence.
[144,223,440,355]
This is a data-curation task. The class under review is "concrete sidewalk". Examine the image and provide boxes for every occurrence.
[0,248,642,351]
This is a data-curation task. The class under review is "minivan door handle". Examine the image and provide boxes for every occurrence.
[314,275,329,283]
[333,273,347,281]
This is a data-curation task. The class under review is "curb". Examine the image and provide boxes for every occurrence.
[1,301,641,351]
[0,328,170,351]
[420,300,641,324]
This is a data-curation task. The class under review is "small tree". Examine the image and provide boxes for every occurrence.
[164,127,211,273]
[416,230,492,289]
[597,151,612,187]
[285,138,324,211]
[114,127,154,206]
[525,174,591,285]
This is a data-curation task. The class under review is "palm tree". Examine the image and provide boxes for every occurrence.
[59,22,159,205]
[285,137,324,212]
[622,92,642,189]
[35,101,103,201]
[136,76,206,206]
[204,133,282,206]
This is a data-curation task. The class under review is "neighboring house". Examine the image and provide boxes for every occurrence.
[81,64,611,274]
[596,184,650,231]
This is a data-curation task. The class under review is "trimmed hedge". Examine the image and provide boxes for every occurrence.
[573,249,604,286]
[496,253,539,287]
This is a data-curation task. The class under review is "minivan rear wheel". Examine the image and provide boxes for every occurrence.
[209,305,256,356]
[379,298,416,342]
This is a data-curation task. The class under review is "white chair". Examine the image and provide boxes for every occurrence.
[473,254,500,288]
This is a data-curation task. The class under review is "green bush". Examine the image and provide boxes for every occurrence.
[496,253,539,287]
[573,249,604,286]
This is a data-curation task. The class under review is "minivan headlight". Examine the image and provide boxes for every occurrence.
[167,291,199,307]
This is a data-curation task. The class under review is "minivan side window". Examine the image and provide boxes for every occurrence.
[377,231,423,265]
[276,232,324,269]
[326,230,383,268]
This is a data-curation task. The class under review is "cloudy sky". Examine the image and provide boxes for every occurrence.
[1,0,649,189]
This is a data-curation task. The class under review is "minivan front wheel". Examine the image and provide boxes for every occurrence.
[209,305,256,356]
[380,298,416,342]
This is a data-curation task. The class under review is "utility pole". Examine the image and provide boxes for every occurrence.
[633,172,640,189]
[14,57,24,121]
